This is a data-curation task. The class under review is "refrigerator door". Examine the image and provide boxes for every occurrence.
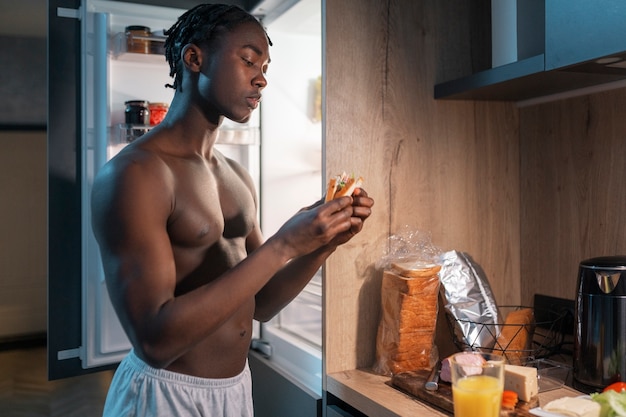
[80,0,181,370]
[48,0,85,380]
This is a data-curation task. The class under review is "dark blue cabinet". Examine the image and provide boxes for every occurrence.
[435,0,626,101]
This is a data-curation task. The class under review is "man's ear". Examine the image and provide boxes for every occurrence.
[182,44,203,73]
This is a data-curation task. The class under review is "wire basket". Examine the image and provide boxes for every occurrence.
[445,305,568,365]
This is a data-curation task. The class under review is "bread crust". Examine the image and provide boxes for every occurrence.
[390,262,442,278]
[325,173,364,202]
[325,178,337,201]
[496,308,535,365]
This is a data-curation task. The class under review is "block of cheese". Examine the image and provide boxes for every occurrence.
[543,397,601,417]
[504,364,538,403]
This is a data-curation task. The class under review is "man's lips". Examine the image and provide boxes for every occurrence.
[246,95,262,109]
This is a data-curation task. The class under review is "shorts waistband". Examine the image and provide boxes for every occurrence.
[124,350,249,389]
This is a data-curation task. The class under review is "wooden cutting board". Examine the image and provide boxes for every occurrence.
[390,369,539,417]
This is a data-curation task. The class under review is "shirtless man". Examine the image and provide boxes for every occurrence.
[91,4,373,416]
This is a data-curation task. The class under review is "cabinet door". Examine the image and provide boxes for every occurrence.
[546,0,626,70]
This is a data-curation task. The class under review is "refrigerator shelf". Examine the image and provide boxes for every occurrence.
[216,126,260,145]
[111,32,167,61]
[117,123,260,145]
[118,123,151,143]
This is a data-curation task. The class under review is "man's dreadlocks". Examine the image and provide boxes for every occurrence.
[164,4,272,91]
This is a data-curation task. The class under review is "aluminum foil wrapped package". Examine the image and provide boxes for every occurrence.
[439,250,501,351]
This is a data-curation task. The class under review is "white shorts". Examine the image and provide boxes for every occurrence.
[102,350,253,417]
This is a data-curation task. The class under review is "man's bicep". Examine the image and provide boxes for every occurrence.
[95,174,177,322]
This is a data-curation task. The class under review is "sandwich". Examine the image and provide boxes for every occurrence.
[325,172,364,202]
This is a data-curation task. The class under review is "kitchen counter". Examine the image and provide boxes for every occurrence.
[327,368,585,417]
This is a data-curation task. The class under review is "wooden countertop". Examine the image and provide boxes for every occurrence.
[327,368,585,417]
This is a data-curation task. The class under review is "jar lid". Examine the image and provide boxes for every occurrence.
[149,102,169,107]
[126,25,151,32]
[125,100,149,106]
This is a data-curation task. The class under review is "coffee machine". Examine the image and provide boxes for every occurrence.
[574,256,626,391]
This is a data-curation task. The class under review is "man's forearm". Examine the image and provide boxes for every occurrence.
[253,245,336,322]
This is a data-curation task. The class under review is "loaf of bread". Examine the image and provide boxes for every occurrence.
[496,308,535,365]
[373,263,441,376]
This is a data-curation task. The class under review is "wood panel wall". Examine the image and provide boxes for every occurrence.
[0,36,47,125]
[323,0,520,375]
[0,131,47,338]
[520,89,626,303]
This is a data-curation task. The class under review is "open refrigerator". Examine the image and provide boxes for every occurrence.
[48,5,323,412]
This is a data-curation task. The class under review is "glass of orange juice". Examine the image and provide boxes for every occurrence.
[450,351,505,417]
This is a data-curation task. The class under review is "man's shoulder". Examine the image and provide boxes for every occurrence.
[95,143,173,192]
[112,142,170,171]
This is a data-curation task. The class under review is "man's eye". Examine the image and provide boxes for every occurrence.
[242,57,253,66]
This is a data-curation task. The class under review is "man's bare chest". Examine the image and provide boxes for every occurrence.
[165,159,257,250]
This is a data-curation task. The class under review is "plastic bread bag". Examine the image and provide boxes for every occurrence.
[439,250,501,351]
[376,227,441,271]
[373,228,443,376]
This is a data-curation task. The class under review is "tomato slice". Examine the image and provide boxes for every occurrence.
[603,381,626,393]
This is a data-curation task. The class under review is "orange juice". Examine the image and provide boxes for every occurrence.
[452,375,503,417]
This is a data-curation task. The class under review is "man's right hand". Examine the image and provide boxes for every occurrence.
[272,196,357,259]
